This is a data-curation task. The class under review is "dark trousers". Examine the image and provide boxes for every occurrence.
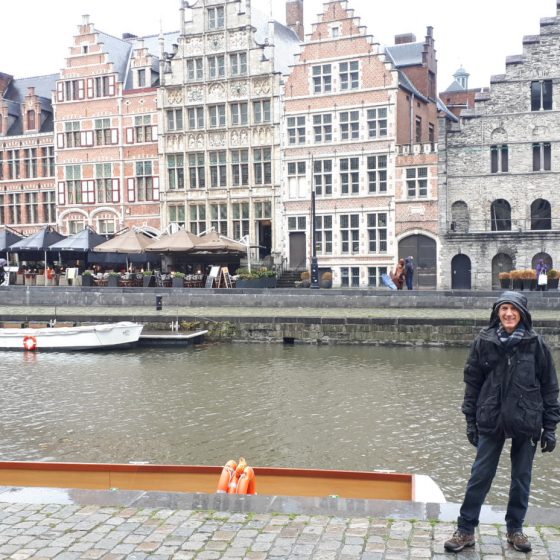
[457,433,536,534]
[406,274,413,290]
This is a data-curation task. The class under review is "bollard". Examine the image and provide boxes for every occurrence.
[156,295,163,311]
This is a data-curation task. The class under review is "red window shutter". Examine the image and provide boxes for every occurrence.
[56,133,65,149]
[83,180,95,204]
[111,178,120,202]
[127,178,136,202]
[86,130,94,146]
[111,129,118,144]
[87,78,94,98]
[57,182,66,205]
[126,128,134,144]
[153,177,160,200]
[151,125,158,139]
[78,80,85,99]
[56,82,64,102]
[108,75,115,96]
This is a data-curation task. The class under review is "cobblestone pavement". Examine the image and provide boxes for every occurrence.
[0,502,559,560]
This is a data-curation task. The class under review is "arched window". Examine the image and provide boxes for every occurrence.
[492,253,513,289]
[531,252,552,269]
[490,199,511,231]
[451,201,469,232]
[27,110,35,130]
[531,199,551,230]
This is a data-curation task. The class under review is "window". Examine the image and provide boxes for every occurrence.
[531,199,551,230]
[7,150,20,179]
[313,159,333,196]
[0,153,3,180]
[63,79,84,101]
[137,69,146,88]
[230,52,247,76]
[490,144,509,173]
[367,155,387,193]
[167,108,184,131]
[490,199,511,231]
[415,116,422,143]
[232,202,249,238]
[531,80,552,111]
[254,200,271,219]
[27,110,36,130]
[341,266,360,287]
[209,104,226,128]
[367,266,388,288]
[231,149,249,186]
[367,107,388,138]
[406,167,428,198]
[340,157,359,195]
[187,107,204,130]
[96,163,112,203]
[95,118,112,146]
[428,123,435,145]
[253,148,271,184]
[26,192,38,224]
[340,214,359,253]
[65,121,81,148]
[167,154,184,190]
[208,6,225,29]
[44,191,55,223]
[208,55,225,79]
[93,76,112,97]
[312,64,332,93]
[66,165,82,204]
[533,142,551,171]
[315,215,333,255]
[253,100,271,124]
[288,216,306,230]
[135,161,155,201]
[189,204,206,234]
[313,113,332,143]
[97,218,116,234]
[339,61,359,90]
[340,110,359,140]
[168,205,186,227]
[287,161,307,198]
[42,146,55,177]
[209,151,227,188]
[210,203,228,234]
[287,116,305,145]
[188,153,205,189]
[230,102,248,126]
[367,213,387,253]
[9,193,22,224]
[134,115,153,143]
[23,148,37,179]
[186,58,203,81]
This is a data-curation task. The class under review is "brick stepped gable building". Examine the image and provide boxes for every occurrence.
[53,15,178,235]
[157,0,301,260]
[282,0,442,288]
[0,72,58,234]
[439,2,560,289]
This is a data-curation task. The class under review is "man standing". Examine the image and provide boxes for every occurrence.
[445,291,560,553]
[404,256,414,290]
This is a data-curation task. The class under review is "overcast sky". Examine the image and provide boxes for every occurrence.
[0,0,554,91]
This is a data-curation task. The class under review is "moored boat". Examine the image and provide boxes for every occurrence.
[0,321,143,351]
[0,461,446,503]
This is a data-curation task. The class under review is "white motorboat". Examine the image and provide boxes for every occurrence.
[0,321,143,351]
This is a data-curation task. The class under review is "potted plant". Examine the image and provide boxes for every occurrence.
[320,271,333,289]
[498,271,511,290]
[235,267,277,288]
[82,270,94,287]
[107,271,121,287]
[143,270,155,288]
[548,269,559,290]
[171,271,185,288]
[510,269,523,291]
[519,269,535,291]
[301,270,311,288]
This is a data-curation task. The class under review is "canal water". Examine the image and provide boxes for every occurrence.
[0,343,559,508]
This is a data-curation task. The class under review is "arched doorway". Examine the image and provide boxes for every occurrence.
[491,253,513,289]
[451,254,471,289]
[398,234,437,289]
[531,252,552,269]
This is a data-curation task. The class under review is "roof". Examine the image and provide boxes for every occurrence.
[385,41,424,67]
[384,47,429,103]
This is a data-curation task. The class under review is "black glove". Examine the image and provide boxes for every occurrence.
[541,430,556,453]
[466,421,479,448]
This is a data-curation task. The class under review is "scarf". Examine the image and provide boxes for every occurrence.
[496,324,526,349]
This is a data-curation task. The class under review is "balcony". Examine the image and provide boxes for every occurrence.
[397,142,438,155]
[446,218,559,235]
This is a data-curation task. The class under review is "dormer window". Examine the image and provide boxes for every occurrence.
[138,69,146,88]
[330,25,340,38]
[208,6,224,30]
[82,45,89,54]
[27,110,36,131]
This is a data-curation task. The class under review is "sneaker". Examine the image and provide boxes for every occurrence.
[444,530,476,552]
[507,531,532,552]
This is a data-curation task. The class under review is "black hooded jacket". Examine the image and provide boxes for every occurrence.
[462,291,560,439]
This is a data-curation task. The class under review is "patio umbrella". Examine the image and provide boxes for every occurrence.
[0,226,24,264]
[93,229,155,270]
[145,228,200,253]
[195,231,248,253]
[9,226,66,285]
[48,226,108,252]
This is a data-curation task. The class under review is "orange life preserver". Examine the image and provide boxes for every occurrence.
[217,460,237,493]
[23,335,37,351]
[46,268,55,280]
[237,466,256,495]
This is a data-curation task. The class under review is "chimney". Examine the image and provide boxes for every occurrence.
[394,33,416,45]
[286,0,304,41]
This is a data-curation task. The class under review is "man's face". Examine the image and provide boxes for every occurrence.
[498,303,521,333]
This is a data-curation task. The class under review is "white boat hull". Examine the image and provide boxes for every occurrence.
[0,322,144,351]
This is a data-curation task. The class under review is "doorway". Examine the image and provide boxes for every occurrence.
[398,234,437,289]
[451,254,471,289]
[289,232,306,269]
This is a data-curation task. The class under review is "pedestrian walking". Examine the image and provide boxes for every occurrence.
[444,291,560,554]
[391,258,406,290]
[405,256,414,290]
[536,259,548,291]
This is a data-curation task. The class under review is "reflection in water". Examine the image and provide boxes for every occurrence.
[0,344,558,507]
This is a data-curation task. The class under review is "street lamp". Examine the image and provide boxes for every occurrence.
[310,188,319,289]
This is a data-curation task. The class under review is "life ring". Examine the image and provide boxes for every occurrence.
[23,336,37,351]
[237,466,256,495]
[216,460,237,493]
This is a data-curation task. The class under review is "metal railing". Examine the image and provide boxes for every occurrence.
[447,218,559,234]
